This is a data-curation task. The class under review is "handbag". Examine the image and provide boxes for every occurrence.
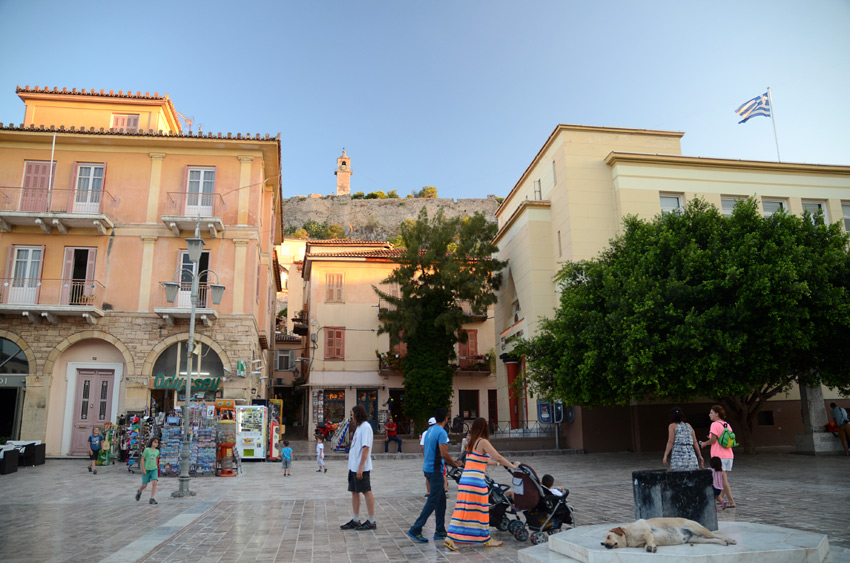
[718,423,739,448]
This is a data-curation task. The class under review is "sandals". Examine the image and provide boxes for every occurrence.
[723,503,737,510]
[483,539,503,548]
[444,539,458,551]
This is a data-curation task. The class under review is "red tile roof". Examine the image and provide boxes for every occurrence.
[306,248,405,259]
[0,122,280,141]
[17,85,169,100]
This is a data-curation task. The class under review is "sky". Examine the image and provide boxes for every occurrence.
[0,1,848,201]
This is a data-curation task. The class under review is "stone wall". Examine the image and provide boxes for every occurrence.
[283,195,501,240]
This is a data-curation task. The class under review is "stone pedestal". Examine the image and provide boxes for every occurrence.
[796,384,841,455]
[632,469,716,531]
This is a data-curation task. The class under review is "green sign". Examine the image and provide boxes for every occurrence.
[153,374,221,391]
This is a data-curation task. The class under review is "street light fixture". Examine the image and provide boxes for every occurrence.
[161,220,226,499]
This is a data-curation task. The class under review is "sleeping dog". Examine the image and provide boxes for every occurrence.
[601,517,736,553]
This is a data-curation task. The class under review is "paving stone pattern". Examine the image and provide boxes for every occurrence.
[0,450,847,562]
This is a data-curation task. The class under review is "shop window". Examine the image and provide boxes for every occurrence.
[323,389,346,423]
[152,341,224,402]
[0,338,29,374]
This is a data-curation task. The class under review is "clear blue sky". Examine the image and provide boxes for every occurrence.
[1,1,848,200]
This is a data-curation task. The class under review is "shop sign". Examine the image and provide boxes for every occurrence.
[153,374,221,391]
[0,375,27,387]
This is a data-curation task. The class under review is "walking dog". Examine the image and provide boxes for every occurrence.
[601,517,736,553]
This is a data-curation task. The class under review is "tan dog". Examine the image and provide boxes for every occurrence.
[601,517,736,553]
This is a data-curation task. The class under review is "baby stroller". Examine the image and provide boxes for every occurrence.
[510,463,576,545]
[446,453,525,540]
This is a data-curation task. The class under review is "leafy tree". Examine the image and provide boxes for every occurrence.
[292,228,308,239]
[515,199,850,452]
[387,190,399,198]
[365,191,387,199]
[375,209,506,431]
[326,223,345,239]
[351,191,365,199]
[410,186,438,198]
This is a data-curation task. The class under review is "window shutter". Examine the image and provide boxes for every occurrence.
[324,330,333,359]
[335,274,343,302]
[85,248,97,281]
[128,114,139,131]
[326,274,334,302]
[336,329,345,359]
[3,246,14,303]
[468,330,478,357]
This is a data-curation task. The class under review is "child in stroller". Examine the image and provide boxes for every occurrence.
[510,464,576,545]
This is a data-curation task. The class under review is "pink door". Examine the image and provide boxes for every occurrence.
[70,369,114,455]
[21,161,54,212]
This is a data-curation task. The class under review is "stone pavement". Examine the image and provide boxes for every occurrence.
[0,450,847,562]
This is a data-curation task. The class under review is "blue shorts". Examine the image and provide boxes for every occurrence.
[282,459,292,469]
[142,469,158,484]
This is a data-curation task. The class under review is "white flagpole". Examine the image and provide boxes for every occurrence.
[766,87,781,162]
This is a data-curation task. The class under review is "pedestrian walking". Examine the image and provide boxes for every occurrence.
[699,405,736,508]
[662,407,703,470]
[135,437,160,505]
[444,417,519,551]
[829,402,850,456]
[87,426,102,475]
[340,405,376,531]
[316,435,326,472]
[281,440,293,476]
[406,408,460,544]
[384,415,402,453]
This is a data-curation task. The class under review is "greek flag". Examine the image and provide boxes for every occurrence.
[735,92,771,124]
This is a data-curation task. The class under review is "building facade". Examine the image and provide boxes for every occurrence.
[0,86,281,454]
[294,239,498,436]
[494,124,850,452]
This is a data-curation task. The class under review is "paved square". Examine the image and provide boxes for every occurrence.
[0,450,847,562]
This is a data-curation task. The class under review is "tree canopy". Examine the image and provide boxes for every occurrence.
[375,208,505,430]
[515,198,850,450]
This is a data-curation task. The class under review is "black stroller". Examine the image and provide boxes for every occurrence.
[447,453,525,540]
[510,463,576,545]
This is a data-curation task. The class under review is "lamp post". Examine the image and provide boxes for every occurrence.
[162,221,225,499]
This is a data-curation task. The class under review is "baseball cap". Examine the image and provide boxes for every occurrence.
[428,417,437,426]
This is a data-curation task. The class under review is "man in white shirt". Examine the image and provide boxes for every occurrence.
[340,405,376,530]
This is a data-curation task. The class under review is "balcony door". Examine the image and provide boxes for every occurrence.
[185,167,215,216]
[73,163,105,214]
[21,161,55,212]
[458,329,478,369]
[60,248,97,305]
[177,250,209,308]
[4,246,44,304]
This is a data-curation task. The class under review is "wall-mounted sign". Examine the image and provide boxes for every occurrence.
[0,375,27,387]
[153,374,221,391]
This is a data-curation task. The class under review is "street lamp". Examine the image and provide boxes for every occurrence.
[162,221,225,499]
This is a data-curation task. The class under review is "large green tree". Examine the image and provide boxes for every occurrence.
[515,199,850,452]
[375,208,505,431]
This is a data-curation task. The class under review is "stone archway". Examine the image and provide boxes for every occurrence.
[45,329,135,378]
[142,333,232,377]
[0,328,38,375]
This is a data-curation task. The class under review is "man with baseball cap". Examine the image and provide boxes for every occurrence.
[407,408,460,543]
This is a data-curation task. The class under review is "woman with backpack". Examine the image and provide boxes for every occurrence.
[699,405,736,509]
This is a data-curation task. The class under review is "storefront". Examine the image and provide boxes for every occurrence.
[0,337,27,441]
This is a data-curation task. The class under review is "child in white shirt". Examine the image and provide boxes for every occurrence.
[316,435,326,473]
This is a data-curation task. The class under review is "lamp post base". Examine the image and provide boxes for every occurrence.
[171,475,197,498]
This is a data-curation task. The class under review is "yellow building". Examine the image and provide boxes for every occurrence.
[295,239,497,436]
[494,124,850,452]
[0,86,281,455]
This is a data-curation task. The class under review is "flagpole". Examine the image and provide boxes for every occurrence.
[766,87,781,162]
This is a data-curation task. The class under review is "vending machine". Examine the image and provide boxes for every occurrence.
[236,405,267,460]
[268,420,281,461]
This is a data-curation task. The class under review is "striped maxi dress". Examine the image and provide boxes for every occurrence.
[447,444,492,545]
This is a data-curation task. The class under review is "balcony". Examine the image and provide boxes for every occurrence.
[291,310,309,336]
[0,278,106,324]
[162,192,226,238]
[0,187,116,234]
[152,281,219,327]
[459,300,489,322]
[455,355,492,375]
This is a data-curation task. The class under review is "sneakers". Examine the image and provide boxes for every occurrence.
[149,498,158,505]
[356,520,377,531]
[93,469,97,475]
[340,519,360,530]
[316,469,322,472]
[135,489,141,502]
[88,466,92,472]
[433,531,448,540]
[406,531,429,543]
[324,467,327,473]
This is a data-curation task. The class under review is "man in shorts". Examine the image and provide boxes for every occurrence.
[340,405,376,531]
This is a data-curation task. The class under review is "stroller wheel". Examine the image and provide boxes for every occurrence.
[514,527,530,542]
[496,516,510,532]
[530,531,548,545]
[508,520,523,535]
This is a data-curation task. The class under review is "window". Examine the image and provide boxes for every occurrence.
[552,160,557,186]
[184,167,216,215]
[73,163,105,214]
[21,161,55,212]
[391,330,407,357]
[276,350,296,371]
[843,203,850,232]
[557,230,562,257]
[111,114,139,132]
[762,199,785,217]
[151,342,224,401]
[324,327,345,360]
[802,201,828,223]
[325,273,344,302]
[659,195,683,215]
[720,197,743,217]
[458,329,478,369]
[757,410,775,426]
[533,179,542,200]
[5,245,43,305]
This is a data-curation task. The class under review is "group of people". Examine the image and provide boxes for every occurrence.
[662,404,736,509]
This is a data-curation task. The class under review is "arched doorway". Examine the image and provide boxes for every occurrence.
[150,342,225,414]
[0,337,29,440]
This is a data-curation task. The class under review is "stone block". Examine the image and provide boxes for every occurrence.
[795,431,845,455]
[632,469,716,531]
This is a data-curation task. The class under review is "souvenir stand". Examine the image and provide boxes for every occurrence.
[96,423,116,466]
[215,400,238,477]
[158,403,217,477]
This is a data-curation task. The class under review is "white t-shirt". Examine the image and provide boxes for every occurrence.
[316,442,324,458]
[348,421,374,472]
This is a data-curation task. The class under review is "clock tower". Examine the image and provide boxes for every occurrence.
[335,149,352,196]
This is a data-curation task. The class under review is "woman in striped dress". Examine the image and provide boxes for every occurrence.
[444,417,519,551]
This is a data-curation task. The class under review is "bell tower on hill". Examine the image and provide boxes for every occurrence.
[335,149,352,196]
